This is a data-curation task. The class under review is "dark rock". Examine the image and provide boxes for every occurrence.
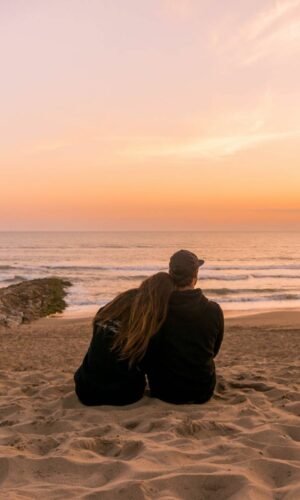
[0,278,72,327]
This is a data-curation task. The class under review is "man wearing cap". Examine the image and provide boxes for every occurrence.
[145,250,224,404]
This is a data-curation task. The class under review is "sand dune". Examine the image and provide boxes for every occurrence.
[0,312,299,499]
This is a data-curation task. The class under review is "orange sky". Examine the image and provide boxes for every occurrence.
[1,0,300,230]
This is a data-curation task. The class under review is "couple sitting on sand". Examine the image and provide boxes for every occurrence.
[74,250,224,406]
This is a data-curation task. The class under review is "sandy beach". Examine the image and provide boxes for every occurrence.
[0,311,299,499]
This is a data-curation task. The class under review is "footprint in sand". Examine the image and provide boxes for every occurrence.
[0,457,9,486]
[0,403,23,419]
[283,401,300,416]
[229,380,273,392]
[15,436,62,456]
[249,457,300,490]
[83,424,113,438]
[123,418,170,433]
[61,391,82,409]
[174,419,239,439]
[72,436,144,460]
[265,444,300,462]
[279,424,300,442]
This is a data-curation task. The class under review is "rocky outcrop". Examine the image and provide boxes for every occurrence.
[0,278,72,327]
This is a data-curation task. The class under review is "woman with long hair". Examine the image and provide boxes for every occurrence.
[74,272,174,406]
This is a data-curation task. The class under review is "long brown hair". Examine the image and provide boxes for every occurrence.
[94,288,138,326]
[94,272,174,367]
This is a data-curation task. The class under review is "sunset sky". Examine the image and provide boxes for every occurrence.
[1,0,300,230]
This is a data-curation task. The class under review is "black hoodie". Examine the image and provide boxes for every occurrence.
[144,289,224,404]
[74,320,146,406]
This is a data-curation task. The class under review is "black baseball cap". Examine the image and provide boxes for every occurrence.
[169,249,205,278]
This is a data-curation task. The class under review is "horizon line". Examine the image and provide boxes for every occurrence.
[0,230,300,234]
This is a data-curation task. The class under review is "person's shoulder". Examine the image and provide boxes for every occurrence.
[94,319,120,336]
[204,298,223,318]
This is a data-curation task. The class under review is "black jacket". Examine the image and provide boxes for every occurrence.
[144,289,224,404]
[74,320,146,406]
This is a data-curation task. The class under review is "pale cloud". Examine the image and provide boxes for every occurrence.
[126,128,300,161]
[247,0,300,40]
[243,18,300,65]
[212,0,300,65]
[242,0,300,64]
[205,97,272,136]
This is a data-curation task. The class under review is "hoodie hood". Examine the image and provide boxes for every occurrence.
[168,288,209,322]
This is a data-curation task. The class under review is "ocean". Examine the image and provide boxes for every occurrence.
[1,231,300,315]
